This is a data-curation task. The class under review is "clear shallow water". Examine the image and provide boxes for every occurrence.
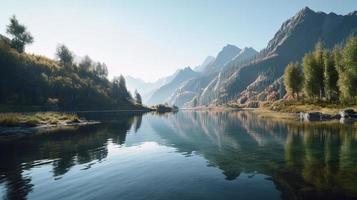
[1,111,357,200]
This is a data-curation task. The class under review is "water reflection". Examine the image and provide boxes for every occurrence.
[0,112,142,200]
[149,111,357,199]
[0,111,357,200]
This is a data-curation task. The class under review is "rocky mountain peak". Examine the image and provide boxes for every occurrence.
[298,6,315,16]
[214,44,241,65]
[240,47,257,54]
[182,66,194,72]
[222,44,241,51]
[263,7,326,56]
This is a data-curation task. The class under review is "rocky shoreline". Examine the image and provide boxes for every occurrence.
[299,109,357,122]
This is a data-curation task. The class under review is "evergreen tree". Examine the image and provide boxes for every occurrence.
[119,75,127,90]
[134,90,142,105]
[112,75,132,101]
[55,44,74,69]
[95,62,108,78]
[6,15,33,53]
[79,55,93,72]
[284,62,303,99]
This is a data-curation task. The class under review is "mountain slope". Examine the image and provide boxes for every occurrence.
[197,7,357,106]
[147,67,199,105]
[0,35,144,111]
[203,44,241,73]
[169,46,258,107]
[194,56,215,72]
[231,47,258,66]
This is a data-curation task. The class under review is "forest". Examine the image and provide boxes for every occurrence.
[283,36,357,104]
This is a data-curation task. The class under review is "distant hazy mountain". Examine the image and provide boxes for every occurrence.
[125,72,177,103]
[194,56,215,72]
[125,76,150,94]
[168,74,216,107]
[196,7,357,106]
[147,67,199,105]
[169,46,258,107]
[125,76,156,100]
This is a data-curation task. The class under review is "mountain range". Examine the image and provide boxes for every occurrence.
[204,7,357,107]
[127,7,357,107]
[146,67,199,105]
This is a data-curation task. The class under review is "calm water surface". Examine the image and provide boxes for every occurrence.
[1,111,357,200]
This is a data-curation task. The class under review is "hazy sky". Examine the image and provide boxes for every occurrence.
[0,0,356,82]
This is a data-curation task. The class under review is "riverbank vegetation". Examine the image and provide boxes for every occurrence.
[269,36,357,114]
[0,112,80,127]
[0,15,145,111]
[284,36,356,103]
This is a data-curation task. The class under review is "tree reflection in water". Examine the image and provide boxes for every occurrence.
[149,111,357,199]
[0,112,143,200]
[0,111,357,200]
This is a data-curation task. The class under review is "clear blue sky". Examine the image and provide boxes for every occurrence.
[0,0,356,81]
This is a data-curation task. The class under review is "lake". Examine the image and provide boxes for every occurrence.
[1,111,357,200]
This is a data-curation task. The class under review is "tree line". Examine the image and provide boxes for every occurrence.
[284,36,357,104]
[0,15,143,109]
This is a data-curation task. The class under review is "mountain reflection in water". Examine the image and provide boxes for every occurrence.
[0,111,357,200]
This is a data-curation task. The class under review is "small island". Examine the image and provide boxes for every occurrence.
[151,104,179,113]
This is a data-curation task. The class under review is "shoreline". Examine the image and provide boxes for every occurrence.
[1,105,356,135]
[0,120,100,136]
[181,106,241,112]
[0,108,179,136]
[0,112,100,135]
[246,108,300,120]
[182,105,357,123]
